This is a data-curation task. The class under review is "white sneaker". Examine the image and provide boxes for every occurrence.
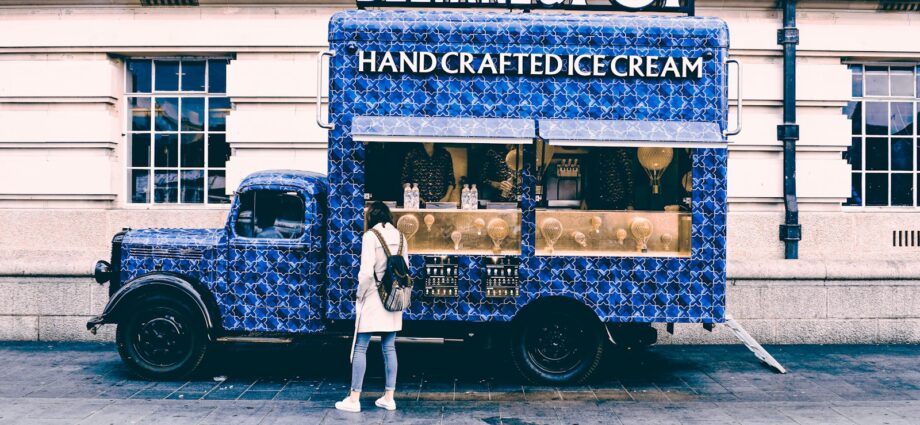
[375,396,396,411]
[335,397,361,413]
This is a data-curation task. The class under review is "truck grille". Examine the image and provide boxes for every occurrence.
[128,246,204,260]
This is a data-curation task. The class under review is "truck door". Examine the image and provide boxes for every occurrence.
[227,188,325,333]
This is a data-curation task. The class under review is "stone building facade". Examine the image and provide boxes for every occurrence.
[0,0,919,342]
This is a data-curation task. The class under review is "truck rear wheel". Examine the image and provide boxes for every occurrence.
[116,295,209,380]
[509,309,605,385]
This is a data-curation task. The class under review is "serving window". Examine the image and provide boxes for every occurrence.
[535,141,694,257]
[363,141,524,255]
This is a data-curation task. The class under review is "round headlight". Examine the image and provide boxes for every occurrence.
[94,260,111,284]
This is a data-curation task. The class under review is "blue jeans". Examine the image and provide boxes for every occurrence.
[351,332,397,392]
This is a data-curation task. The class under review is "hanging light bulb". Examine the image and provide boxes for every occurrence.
[473,218,486,236]
[397,214,419,241]
[637,147,674,194]
[629,216,654,253]
[450,230,463,251]
[487,218,510,254]
[540,217,563,253]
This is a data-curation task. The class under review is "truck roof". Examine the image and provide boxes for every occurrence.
[329,9,729,49]
[238,169,327,193]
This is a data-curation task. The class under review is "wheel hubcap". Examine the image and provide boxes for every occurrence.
[525,318,586,375]
[134,314,190,368]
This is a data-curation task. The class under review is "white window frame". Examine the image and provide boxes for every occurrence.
[843,63,920,211]
[123,56,232,208]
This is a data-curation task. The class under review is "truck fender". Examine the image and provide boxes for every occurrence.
[512,296,613,343]
[86,273,216,338]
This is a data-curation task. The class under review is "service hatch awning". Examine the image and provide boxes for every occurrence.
[352,116,534,144]
[538,119,726,148]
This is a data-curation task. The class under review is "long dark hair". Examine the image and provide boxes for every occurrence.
[366,201,395,230]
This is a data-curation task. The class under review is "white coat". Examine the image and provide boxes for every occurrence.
[354,222,408,334]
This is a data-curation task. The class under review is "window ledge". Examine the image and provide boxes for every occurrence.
[729,259,920,281]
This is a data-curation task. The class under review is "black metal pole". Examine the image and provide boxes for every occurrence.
[778,0,801,259]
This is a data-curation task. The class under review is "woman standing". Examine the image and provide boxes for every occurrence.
[335,201,408,413]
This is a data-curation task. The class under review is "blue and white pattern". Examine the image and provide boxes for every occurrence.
[353,116,534,141]
[326,10,729,325]
[539,119,725,146]
[120,170,329,333]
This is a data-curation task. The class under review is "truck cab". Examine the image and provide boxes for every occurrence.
[89,170,329,378]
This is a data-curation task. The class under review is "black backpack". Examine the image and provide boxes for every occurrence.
[369,228,413,312]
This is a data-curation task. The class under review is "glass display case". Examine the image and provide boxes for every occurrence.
[535,210,691,257]
[386,208,522,255]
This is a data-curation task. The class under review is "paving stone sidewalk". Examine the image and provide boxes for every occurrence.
[1,342,919,424]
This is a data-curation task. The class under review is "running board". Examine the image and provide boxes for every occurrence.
[216,336,293,344]
[723,315,787,374]
[335,335,464,344]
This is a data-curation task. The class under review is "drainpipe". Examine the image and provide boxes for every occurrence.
[777,0,801,259]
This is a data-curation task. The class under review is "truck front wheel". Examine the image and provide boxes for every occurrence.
[116,295,209,380]
[509,310,605,385]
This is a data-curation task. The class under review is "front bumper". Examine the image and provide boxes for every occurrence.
[86,315,106,334]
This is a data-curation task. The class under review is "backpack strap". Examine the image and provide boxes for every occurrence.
[369,228,392,257]
[396,233,405,256]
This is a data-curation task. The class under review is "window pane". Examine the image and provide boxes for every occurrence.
[181,61,206,91]
[865,66,889,96]
[208,170,229,204]
[154,61,179,91]
[865,137,888,170]
[890,66,914,97]
[208,59,228,93]
[850,65,863,98]
[131,169,150,203]
[181,170,205,203]
[845,101,862,135]
[130,133,151,167]
[892,173,914,206]
[891,138,913,171]
[845,137,862,171]
[181,98,204,131]
[208,133,230,168]
[865,173,889,206]
[891,102,913,136]
[154,97,179,131]
[154,170,178,203]
[128,97,151,132]
[126,60,152,93]
[154,134,178,167]
[236,190,305,239]
[181,133,204,167]
[208,97,230,131]
[846,173,862,206]
[865,102,888,135]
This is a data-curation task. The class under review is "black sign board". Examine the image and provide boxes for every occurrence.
[356,0,695,15]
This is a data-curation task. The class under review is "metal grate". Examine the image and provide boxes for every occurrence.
[892,230,920,247]
[128,246,204,260]
[879,0,920,11]
[141,0,199,6]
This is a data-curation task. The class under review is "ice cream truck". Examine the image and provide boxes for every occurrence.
[88,2,784,384]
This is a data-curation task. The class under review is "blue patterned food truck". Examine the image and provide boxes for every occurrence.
[88,4,782,384]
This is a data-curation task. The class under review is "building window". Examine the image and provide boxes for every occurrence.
[126,58,232,204]
[845,64,920,207]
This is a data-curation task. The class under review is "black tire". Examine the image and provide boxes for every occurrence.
[509,308,605,385]
[116,294,209,380]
